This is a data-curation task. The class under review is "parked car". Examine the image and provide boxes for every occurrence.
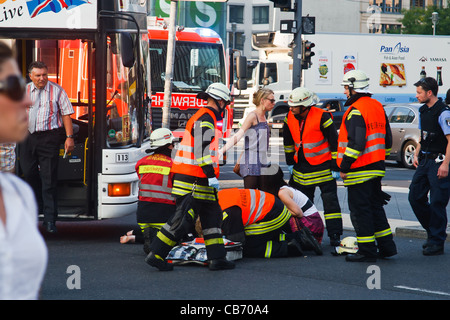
[315,98,347,128]
[384,103,421,169]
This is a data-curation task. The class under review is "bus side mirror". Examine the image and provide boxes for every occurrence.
[236,56,247,91]
[120,32,135,68]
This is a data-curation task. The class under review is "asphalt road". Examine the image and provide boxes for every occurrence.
[38,138,450,304]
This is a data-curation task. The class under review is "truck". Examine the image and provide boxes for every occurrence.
[242,32,450,129]
[147,17,236,138]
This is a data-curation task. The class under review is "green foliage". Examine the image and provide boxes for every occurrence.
[395,2,450,35]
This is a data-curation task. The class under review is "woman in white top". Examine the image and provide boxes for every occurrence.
[0,42,48,299]
[267,166,325,245]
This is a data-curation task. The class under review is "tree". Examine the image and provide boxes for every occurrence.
[392,2,450,35]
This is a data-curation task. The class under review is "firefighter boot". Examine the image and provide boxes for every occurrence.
[208,258,235,271]
[145,252,174,271]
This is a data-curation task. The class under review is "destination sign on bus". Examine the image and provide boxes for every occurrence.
[0,0,98,29]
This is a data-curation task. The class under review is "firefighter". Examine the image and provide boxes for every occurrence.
[217,187,322,258]
[283,87,343,246]
[134,128,176,254]
[338,69,397,262]
[145,83,235,271]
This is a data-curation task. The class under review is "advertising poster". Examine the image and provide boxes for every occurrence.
[315,51,332,85]
[0,0,98,29]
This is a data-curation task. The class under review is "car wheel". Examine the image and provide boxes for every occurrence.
[401,140,416,169]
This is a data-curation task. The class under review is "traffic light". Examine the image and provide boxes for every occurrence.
[269,0,293,12]
[301,40,315,69]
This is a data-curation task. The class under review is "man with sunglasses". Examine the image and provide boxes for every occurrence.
[283,87,343,247]
[409,77,450,256]
[19,61,74,233]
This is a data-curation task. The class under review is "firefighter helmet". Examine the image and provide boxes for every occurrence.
[288,87,319,108]
[341,69,370,89]
[334,236,358,255]
[197,82,231,103]
[148,128,174,151]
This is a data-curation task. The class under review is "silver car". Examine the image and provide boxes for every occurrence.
[384,103,421,169]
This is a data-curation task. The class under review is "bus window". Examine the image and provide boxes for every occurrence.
[106,33,140,147]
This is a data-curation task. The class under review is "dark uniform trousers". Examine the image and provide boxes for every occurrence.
[409,157,450,246]
[149,176,227,261]
[19,128,63,223]
[290,178,343,237]
[222,199,292,258]
[347,177,396,258]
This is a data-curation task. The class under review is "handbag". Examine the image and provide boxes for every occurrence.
[233,151,244,177]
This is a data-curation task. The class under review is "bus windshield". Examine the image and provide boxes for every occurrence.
[106,32,151,148]
[149,40,226,93]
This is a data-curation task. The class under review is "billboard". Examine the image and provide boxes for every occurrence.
[0,0,98,29]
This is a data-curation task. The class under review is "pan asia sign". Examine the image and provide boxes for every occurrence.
[0,0,98,29]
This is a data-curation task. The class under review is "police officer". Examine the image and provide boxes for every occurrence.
[135,128,176,254]
[283,87,343,246]
[145,83,235,271]
[409,77,450,256]
[338,70,397,262]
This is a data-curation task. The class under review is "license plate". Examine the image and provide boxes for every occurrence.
[272,123,283,129]
[115,153,129,163]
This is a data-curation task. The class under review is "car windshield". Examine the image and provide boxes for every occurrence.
[149,40,226,92]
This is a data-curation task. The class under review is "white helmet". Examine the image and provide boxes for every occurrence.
[341,70,370,89]
[288,87,320,108]
[149,128,174,149]
[334,236,358,255]
[197,82,231,103]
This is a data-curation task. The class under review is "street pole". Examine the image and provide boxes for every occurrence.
[292,0,302,89]
[162,0,178,129]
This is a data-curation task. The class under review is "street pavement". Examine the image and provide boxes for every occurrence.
[220,135,449,242]
[222,178,449,241]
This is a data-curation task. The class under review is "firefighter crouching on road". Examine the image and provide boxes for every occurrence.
[338,70,397,262]
[283,87,343,246]
[134,128,176,254]
[215,171,323,258]
[145,83,235,271]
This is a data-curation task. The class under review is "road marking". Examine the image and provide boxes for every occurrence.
[394,285,450,297]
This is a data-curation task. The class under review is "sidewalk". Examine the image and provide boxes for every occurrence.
[220,179,450,241]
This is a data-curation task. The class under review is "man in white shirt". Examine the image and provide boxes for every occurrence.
[19,61,74,233]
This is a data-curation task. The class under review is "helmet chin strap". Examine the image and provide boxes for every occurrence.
[214,99,226,115]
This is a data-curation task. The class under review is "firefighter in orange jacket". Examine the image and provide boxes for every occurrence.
[338,70,396,262]
[145,83,235,271]
[283,87,343,246]
[135,128,176,254]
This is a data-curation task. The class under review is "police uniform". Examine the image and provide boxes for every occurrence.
[408,98,450,252]
[338,94,397,260]
[283,106,343,243]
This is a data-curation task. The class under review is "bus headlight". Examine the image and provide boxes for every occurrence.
[108,183,131,197]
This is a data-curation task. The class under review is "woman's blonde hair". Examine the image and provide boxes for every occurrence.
[252,88,274,106]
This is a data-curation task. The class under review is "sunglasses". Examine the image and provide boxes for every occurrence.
[265,98,276,103]
[0,75,26,101]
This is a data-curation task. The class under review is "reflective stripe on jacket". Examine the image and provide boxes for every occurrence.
[337,97,387,185]
[286,107,332,165]
[218,188,275,226]
[135,153,175,205]
[171,108,220,178]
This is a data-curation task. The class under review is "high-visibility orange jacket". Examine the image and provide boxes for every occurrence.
[218,188,275,226]
[135,153,175,205]
[337,97,387,169]
[171,107,220,178]
[286,107,332,165]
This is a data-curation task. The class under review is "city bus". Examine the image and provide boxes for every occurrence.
[0,0,151,220]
